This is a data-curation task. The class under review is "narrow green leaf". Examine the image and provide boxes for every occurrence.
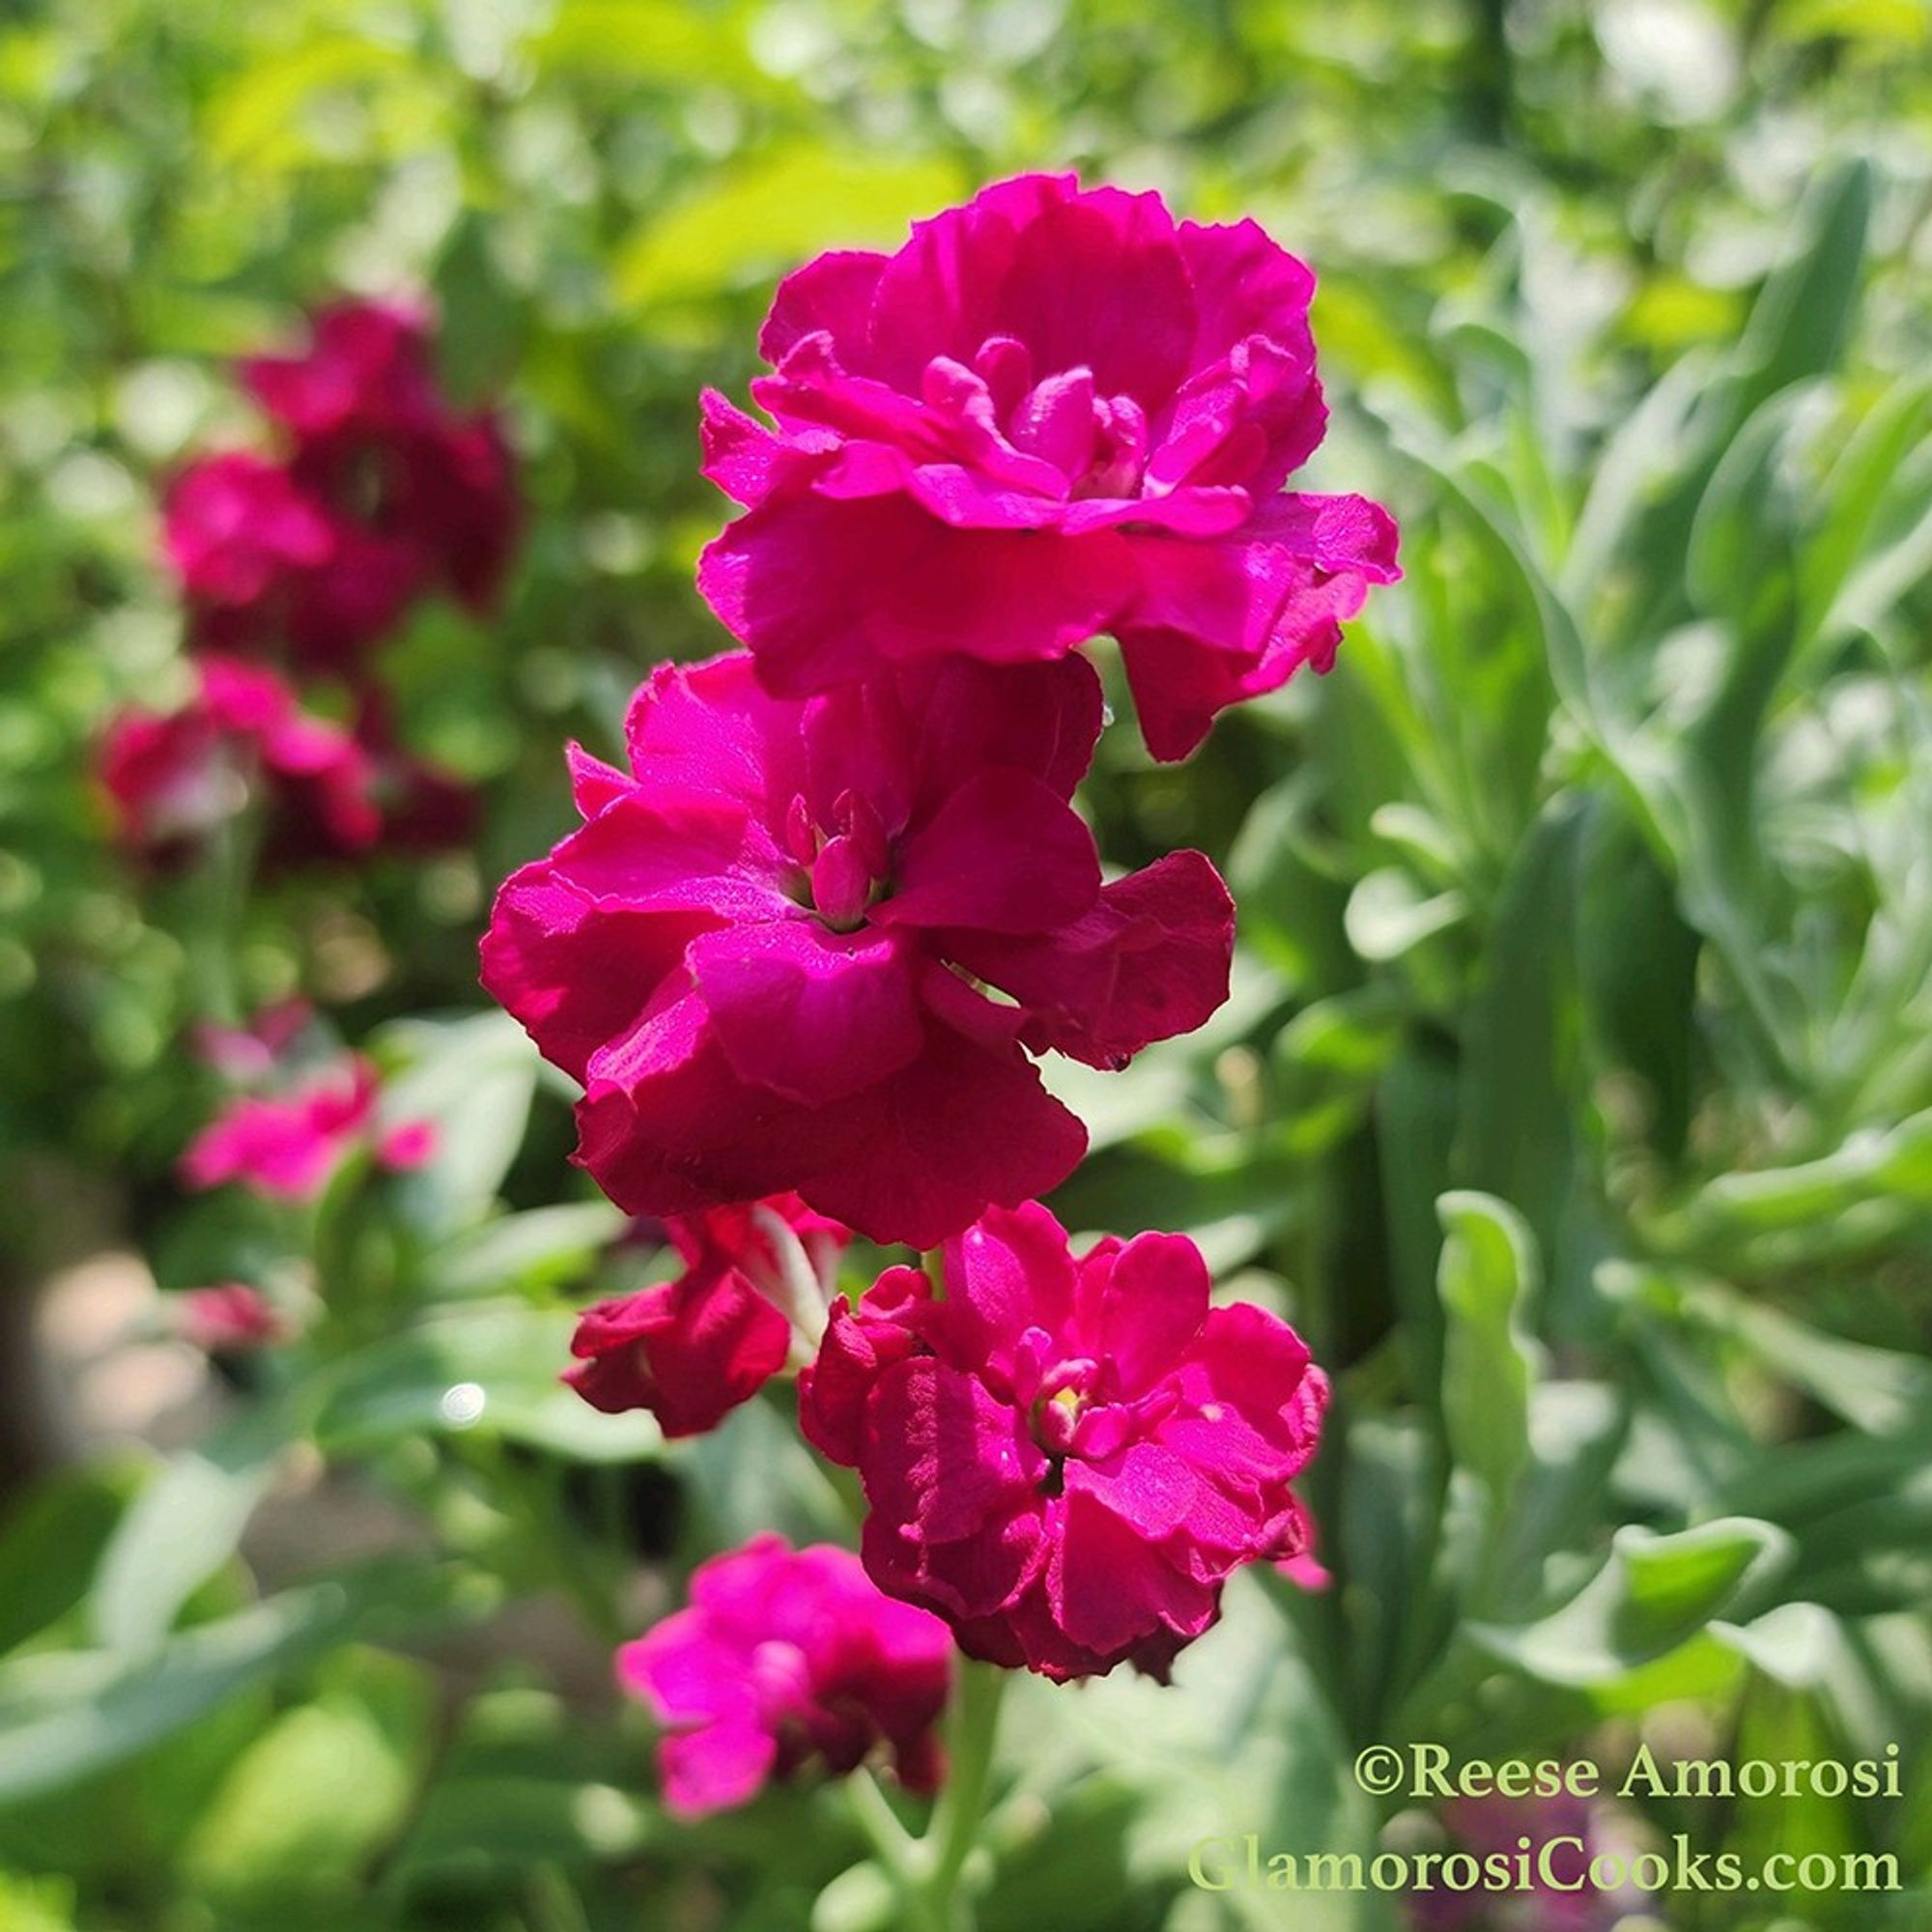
[1470,1518,1792,1688]
[89,1398,299,1654]
[1436,1192,1542,1520]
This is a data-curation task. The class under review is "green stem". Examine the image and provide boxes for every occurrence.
[921,1660,1007,1925]
[846,1771,947,1932]
[838,1662,1008,1932]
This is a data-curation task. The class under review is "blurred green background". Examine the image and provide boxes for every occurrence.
[1,0,1930,1927]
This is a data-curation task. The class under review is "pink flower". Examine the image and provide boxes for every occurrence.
[698,173,1399,761]
[180,1053,435,1201]
[1409,1795,1645,1930]
[242,298,444,439]
[177,1284,291,1353]
[165,301,520,669]
[163,451,422,669]
[99,693,250,859]
[248,300,520,622]
[617,1533,952,1818]
[99,657,472,867]
[480,649,1234,1247]
[163,452,335,610]
[1275,1546,1333,1592]
[191,999,315,1081]
[799,1201,1328,1682]
[567,1194,851,1437]
[99,656,380,862]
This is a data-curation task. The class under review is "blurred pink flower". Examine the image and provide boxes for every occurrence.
[191,999,314,1082]
[567,1194,851,1437]
[799,1201,1328,1682]
[99,656,473,867]
[180,1053,434,1201]
[165,300,520,670]
[176,1284,291,1353]
[99,656,379,862]
[247,300,521,625]
[618,1533,952,1818]
[163,450,422,670]
[480,648,1233,1247]
[699,172,1399,760]
[1410,1793,1644,1931]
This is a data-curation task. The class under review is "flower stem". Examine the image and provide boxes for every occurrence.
[845,1771,947,1932]
[838,1662,1007,1932]
[920,1659,1007,1926]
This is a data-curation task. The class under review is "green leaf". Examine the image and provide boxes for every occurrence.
[0,1573,444,1805]
[1643,1106,1932,1267]
[384,1689,648,1890]
[675,1392,854,1551]
[1733,159,1872,417]
[1436,1191,1542,1522]
[1576,801,1700,1160]
[812,1861,896,1932]
[1471,1518,1792,1688]
[181,1647,435,1908]
[1688,1281,1932,1435]
[379,1010,540,1238]
[420,1201,628,1299]
[314,1303,662,1463]
[1376,1037,1461,1390]
[0,1872,77,1932]
[1453,803,1583,1254]
[89,1396,300,1654]
[0,1463,138,1659]
[1344,867,1466,962]
[614,146,967,307]
[1710,1420,1932,1618]
[1799,377,1932,644]
[526,0,771,92]
[201,36,434,173]
[1684,386,1805,644]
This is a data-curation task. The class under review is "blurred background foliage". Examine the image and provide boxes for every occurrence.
[1,0,1930,1927]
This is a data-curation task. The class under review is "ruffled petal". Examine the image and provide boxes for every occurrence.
[689,920,924,1106]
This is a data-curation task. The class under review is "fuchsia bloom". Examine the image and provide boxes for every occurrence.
[167,300,519,670]
[191,999,315,1082]
[163,452,335,614]
[799,1202,1328,1682]
[247,300,521,618]
[99,656,473,867]
[567,1194,850,1437]
[164,450,422,668]
[1409,1795,1645,1930]
[99,656,381,861]
[699,172,1399,760]
[480,649,1234,1247]
[181,1053,435,1201]
[176,1284,292,1353]
[618,1534,952,1818]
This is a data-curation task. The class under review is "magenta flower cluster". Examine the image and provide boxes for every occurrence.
[619,1535,952,1819]
[699,173,1397,761]
[171,300,517,671]
[100,300,517,866]
[178,1000,436,1205]
[481,176,1394,1815]
[482,650,1232,1245]
[800,1202,1328,1682]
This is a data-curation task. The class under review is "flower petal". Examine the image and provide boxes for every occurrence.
[689,921,924,1106]
[948,850,1235,1067]
[882,769,1099,934]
